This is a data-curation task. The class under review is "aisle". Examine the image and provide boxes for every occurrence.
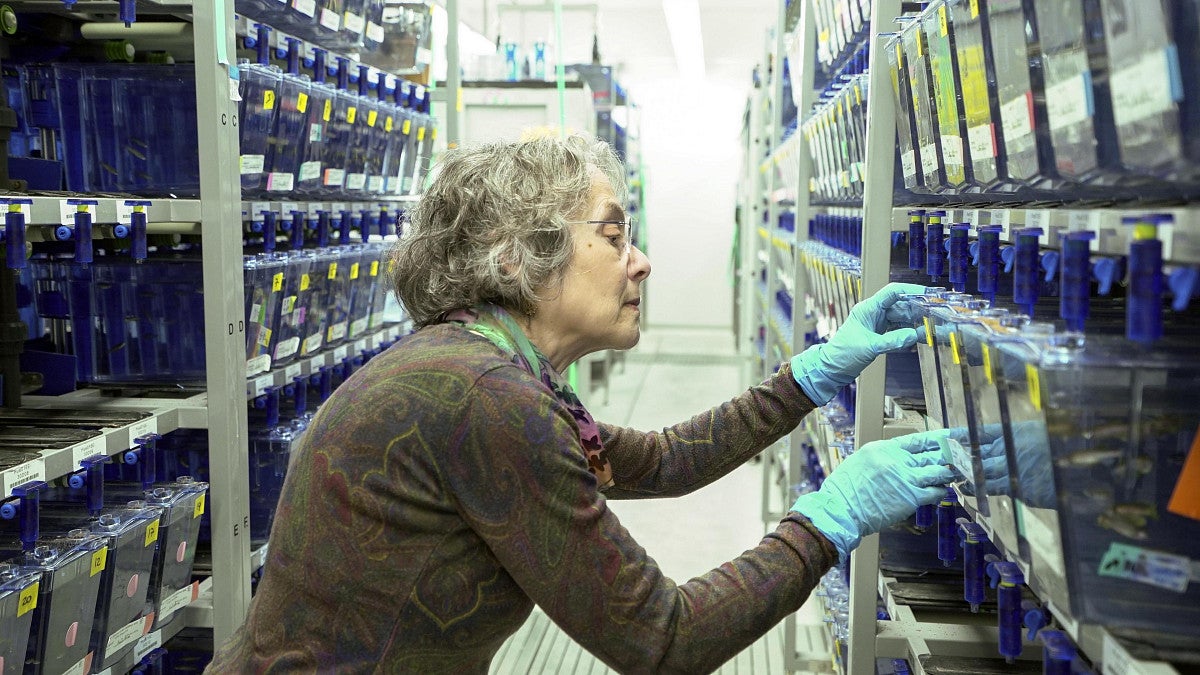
[489,328,823,674]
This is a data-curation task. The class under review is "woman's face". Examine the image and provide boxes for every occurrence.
[527,171,652,370]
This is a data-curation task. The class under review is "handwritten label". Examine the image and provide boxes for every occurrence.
[368,176,384,193]
[1111,48,1179,128]
[297,92,309,113]
[1000,93,1034,143]
[1022,508,1066,577]
[90,547,108,577]
[1099,543,1193,593]
[292,0,315,17]
[263,89,275,110]
[343,11,365,33]
[346,173,367,190]
[239,154,265,175]
[299,161,322,182]
[245,354,272,378]
[2,458,47,496]
[133,629,163,663]
[267,172,294,192]
[17,582,38,617]
[366,21,385,43]
[144,519,160,547]
[327,262,339,280]
[324,168,346,187]
[319,7,341,30]
[333,345,349,362]
[194,494,206,518]
[303,333,323,355]
[1046,72,1091,131]
[105,615,152,658]
[349,318,369,337]
[322,98,332,122]
[968,123,995,160]
[328,323,347,343]
[402,119,412,135]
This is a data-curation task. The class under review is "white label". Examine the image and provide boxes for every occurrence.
[299,161,322,182]
[941,135,964,169]
[2,458,47,496]
[1102,632,1158,675]
[309,122,323,143]
[328,323,348,342]
[292,0,316,17]
[128,417,158,441]
[251,201,271,218]
[1022,506,1066,577]
[267,172,295,192]
[416,47,433,64]
[157,584,195,622]
[1045,73,1091,131]
[324,168,346,187]
[349,318,369,337]
[319,7,341,30]
[304,333,323,354]
[963,209,980,226]
[331,202,347,213]
[901,150,916,178]
[116,202,140,226]
[1110,49,1177,127]
[105,616,149,658]
[72,437,107,467]
[968,124,995,160]
[1026,209,1050,229]
[1000,94,1034,142]
[133,629,162,663]
[59,200,94,228]
[246,354,272,377]
[347,173,367,190]
[920,143,939,176]
[366,22,385,42]
[367,176,384,193]
[239,154,265,175]
[230,76,241,102]
[344,11,365,33]
[275,337,300,361]
[251,374,274,398]
[333,344,349,362]
[61,654,91,675]
[284,363,303,381]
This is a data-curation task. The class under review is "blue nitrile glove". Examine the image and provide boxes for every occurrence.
[973,422,1056,509]
[792,431,956,561]
[791,283,927,405]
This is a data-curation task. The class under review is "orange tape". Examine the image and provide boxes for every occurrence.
[1168,424,1200,522]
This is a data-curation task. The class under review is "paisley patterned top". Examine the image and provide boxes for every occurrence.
[206,324,834,674]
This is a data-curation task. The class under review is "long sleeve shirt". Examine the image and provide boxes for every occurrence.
[206,324,836,674]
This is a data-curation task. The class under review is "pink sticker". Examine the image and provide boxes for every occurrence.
[65,621,78,647]
[176,541,187,563]
[127,574,139,598]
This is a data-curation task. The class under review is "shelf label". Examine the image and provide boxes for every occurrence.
[246,355,272,379]
[17,581,38,617]
[1111,48,1180,128]
[368,176,384,193]
[1099,543,1194,593]
[59,200,95,228]
[319,7,341,30]
[90,547,108,577]
[239,154,265,175]
[292,0,316,17]
[72,436,107,468]
[144,518,160,547]
[250,373,274,398]
[133,628,163,663]
[366,21,385,43]
[106,615,154,659]
[2,458,46,496]
[284,363,303,381]
[344,11,365,34]
[276,337,300,362]
[1045,72,1092,131]
[333,344,349,362]
[128,417,158,442]
[350,318,369,337]
[267,172,294,192]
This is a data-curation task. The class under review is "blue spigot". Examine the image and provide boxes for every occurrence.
[976,225,1002,304]
[128,201,150,261]
[1013,227,1043,318]
[994,561,1025,662]
[926,211,946,281]
[254,24,272,65]
[1039,630,1076,675]
[4,200,30,269]
[3,481,47,551]
[289,208,306,250]
[262,208,277,253]
[960,521,987,612]
[316,210,331,248]
[949,224,970,292]
[1022,601,1048,640]
[1125,214,1169,345]
[70,200,96,264]
[937,487,959,567]
[1060,231,1095,331]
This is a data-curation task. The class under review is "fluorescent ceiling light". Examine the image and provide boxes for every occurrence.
[662,0,706,80]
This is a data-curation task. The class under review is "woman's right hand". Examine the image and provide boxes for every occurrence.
[790,431,954,561]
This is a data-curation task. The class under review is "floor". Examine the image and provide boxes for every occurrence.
[488,327,826,675]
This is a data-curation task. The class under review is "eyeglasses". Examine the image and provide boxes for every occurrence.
[567,218,635,257]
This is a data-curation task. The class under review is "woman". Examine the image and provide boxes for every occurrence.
[208,136,952,673]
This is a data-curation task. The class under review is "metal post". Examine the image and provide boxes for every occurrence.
[846,0,900,672]
[192,0,253,644]
[445,0,461,147]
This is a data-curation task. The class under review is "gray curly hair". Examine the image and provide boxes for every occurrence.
[391,135,627,326]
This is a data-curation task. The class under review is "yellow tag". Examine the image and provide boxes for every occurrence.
[970,0,980,18]
[90,548,107,577]
[370,261,379,276]
[939,5,949,36]
[367,110,378,127]
[328,262,338,280]
[385,116,394,132]
[432,128,438,140]
[924,317,935,347]
[982,344,994,384]
[17,582,38,617]
[297,92,309,113]
[1026,363,1042,410]
[263,90,276,110]
[896,42,903,65]
[949,331,961,364]
[855,84,862,107]
[417,127,426,142]
[347,106,357,124]
[402,119,412,135]
[916,34,925,58]
[350,263,360,280]
[272,273,284,292]
[194,493,206,518]
[300,274,310,291]
[323,99,333,122]
[144,519,160,547]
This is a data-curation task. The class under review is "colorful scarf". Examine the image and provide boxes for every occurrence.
[444,304,614,489]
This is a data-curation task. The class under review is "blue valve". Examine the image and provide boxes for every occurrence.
[1041,250,1059,283]
[70,201,95,264]
[119,0,136,26]
[360,208,375,241]
[0,501,14,519]
[378,208,391,240]
[1169,266,1198,311]
[969,240,980,266]
[914,503,934,529]
[129,202,149,261]
[961,521,988,612]
[937,487,959,567]
[1000,244,1015,274]
[358,64,372,97]
[949,224,970,292]
[1092,256,1120,295]
[1060,231,1095,331]
[80,455,108,515]
[1039,629,1076,675]
[4,201,30,269]
[254,23,271,66]
[1013,227,1043,318]
[293,375,309,417]
[1125,215,1168,345]
[1022,601,1048,640]
[290,209,306,250]
[336,56,351,91]
[313,48,327,84]
[54,226,71,241]
[285,37,303,75]
[113,223,130,239]
[316,210,331,248]
[985,554,1002,589]
[340,210,354,245]
[926,211,946,281]
[994,561,1025,662]
[977,226,1002,304]
[262,209,277,253]
[6,482,47,551]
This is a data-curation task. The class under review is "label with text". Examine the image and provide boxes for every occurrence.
[128,418,158,441]
[72,437,108,468]
[2,458,46,496]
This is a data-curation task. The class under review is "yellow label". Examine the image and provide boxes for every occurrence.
[323,99,332,122]
[982,344,994,384]
[194,493,206,518]
[145,519,160,547]
[367,110,378,127]
[272,273,284,292]
[300,274,311,291]
[402,119,412,135]
[1026,363,1042,410]
[90,548,107,577]
[350,263,360,280]
[417,127,426,142]
[297,92,309,113]
[328,262,338,280]
[17,582,38,617]
[385,116,394,132]
[896,42,903,65]
[916,34,925,58]
[347,106,357,124]
[432,128,438,140]
[370,261,379,276]
[855,84,862,107]
[263,90,276,110]
[939,5,949,36]
[949,331,961,364]
[970,0,980,18]
[924,317,935,346]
